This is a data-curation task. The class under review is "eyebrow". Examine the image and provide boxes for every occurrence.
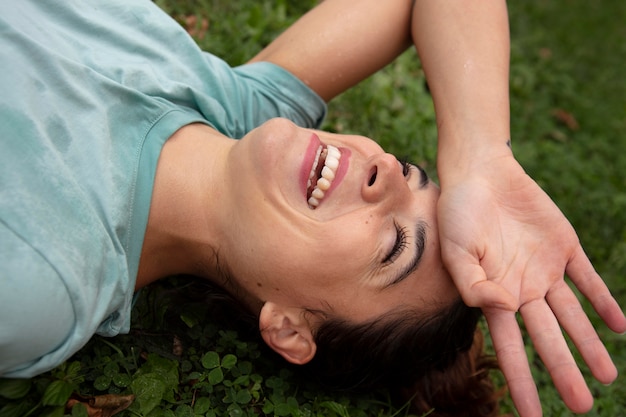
[416,165,429,189]
[383,220,427,289]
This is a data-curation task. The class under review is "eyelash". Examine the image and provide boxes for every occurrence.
[384,224,409,264]
[398,157,413,177]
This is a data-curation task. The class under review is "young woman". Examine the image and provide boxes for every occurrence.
[1,0,624,416]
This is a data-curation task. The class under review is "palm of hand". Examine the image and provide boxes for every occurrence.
[437,158,626,417]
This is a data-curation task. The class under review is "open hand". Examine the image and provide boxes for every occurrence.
[437,155,626,417]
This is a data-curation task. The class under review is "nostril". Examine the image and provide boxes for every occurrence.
[368,168,377,186]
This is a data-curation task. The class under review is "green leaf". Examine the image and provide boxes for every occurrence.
[186,371,203,381]
[273,402,291,416]
[232,375,249,386]
[261,400,274,414]
[66,361,82,379]
[226,403,243,417]
[42,380,74,406]
[208,367,224,385]
[0,378,32,399]
[193,396,212,414]
[179,313,199,328]
[103,360,120,377]
[138,355,179,403]
[237,361,252,375]
[71,402,89,417]
[234,389,251,405]
[201,351,220,369]
[0,402,34,417]
[145,408,172,417]
[173,404,194,416]
[320,401,350,417]
[221,354,237,370]
[112,372,131,388]
[131,374,166,415]
[286,396,299,409]
[94,374,111,391]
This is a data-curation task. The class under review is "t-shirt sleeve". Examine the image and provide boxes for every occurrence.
[0,223,75,378]
[233,62,328,130]
[194,57,328,139]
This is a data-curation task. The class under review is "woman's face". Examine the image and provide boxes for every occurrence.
[222,118,458,322]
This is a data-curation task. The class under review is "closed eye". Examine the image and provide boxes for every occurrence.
[397,156,413,177]
[381,220,428,290]
[382,223,408,264]
[397,156,429,188]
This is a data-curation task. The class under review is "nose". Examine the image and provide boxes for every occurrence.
[361,152,406,204]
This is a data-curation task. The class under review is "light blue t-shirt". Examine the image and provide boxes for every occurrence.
[0,0,326,377]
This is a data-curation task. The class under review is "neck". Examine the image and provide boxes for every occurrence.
[135,123,233,290]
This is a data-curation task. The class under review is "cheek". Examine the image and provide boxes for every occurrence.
[264,233,375,297]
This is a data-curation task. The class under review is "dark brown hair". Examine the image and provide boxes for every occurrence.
[149,279,506,416]
[404,329,508,417]
[305,299,480,388]
[303,299,506,416]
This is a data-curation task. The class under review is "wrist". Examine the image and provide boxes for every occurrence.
[436,134,514,187]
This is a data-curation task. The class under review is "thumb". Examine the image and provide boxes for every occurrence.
[445,254,518,311]
[468,280,518,311]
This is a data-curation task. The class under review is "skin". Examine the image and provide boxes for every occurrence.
[248,0,626,415]
[412,1,626,415]
[221,118,457,318]
[139,0,626,416]
[137,118,459,361]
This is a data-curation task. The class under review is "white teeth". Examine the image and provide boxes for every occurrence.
[321,166,335,181]
[307,144,341,209]
[311,188,325,199]
[327,145,340,159]
[316,177,331,191]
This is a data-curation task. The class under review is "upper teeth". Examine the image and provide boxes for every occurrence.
[307,144,341,209]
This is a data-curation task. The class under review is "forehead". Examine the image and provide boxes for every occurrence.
[320,273,458,323]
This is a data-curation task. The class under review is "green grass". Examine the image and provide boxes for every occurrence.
[501,2,626,415]
[1,0,625,416]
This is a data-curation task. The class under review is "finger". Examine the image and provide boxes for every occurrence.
[484,309,542,417]
[442,248,518,310]
[566,247,626,334]
[520,299,594,414]
[546,280,617,384]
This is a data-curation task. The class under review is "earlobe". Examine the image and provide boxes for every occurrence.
[259,302,317,365]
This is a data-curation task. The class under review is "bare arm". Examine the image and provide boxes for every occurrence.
[412,0,512,167]
[248,0,413,102]
[250,1,626,416]
[411,1,626,416]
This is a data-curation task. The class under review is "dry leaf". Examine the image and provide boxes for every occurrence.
[66,393,135,417]
[181,14,209,40]
[173,335,184,356]
[551,108,579,131]
[539,47,552,59]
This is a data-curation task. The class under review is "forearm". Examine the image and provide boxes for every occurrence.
[411,0,512,184]
[249,0,414,102]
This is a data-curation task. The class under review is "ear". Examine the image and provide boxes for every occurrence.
[259,302,316,365]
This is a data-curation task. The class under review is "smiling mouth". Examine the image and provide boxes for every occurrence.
[306,144,341,209]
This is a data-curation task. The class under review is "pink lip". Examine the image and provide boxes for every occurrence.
[299,134,322,199]
[299,133,351,205]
